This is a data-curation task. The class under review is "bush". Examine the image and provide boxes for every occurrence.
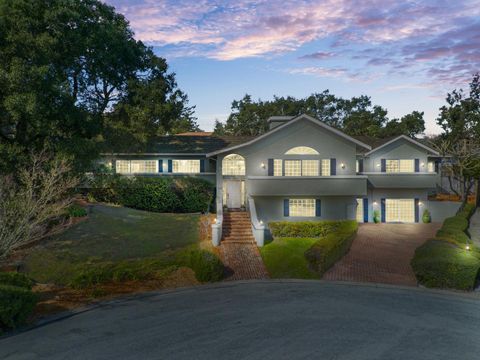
[304,221,358,276]
[178,249,224,282]
[457,203,476,219]
[411,240,480,290]
[269,221,340,238]
[0,272,34,290]
[373,210,380,223]
[67,205,88,218]
[422,209,431,223]
[0,284,38,329]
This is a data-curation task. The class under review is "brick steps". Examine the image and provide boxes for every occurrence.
[221,211,255,244]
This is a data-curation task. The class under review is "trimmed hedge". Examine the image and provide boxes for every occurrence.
[304,221,358,276]
[269,221,340,238]
[0,284,38,329]
[89,175,214,213]
[0,272,34,290]
[411,202,480,290]
[177,249,224,282]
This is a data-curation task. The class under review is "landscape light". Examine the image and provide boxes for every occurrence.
[466,245,470,251]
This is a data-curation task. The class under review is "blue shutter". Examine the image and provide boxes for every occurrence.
[434,160,439,173]
[158,160,163,173]
[268,159,274,176]
[283,199,289,217]
[414,159,420,172]
[363,198,368,223]
[381,198,386,223]
[381,159,386,172]
[200,159,205,173]
[415,198,420,223]
[358,159,364,173]
[315,199,321,217]
[330,158,336,175]
[168,159,173,173]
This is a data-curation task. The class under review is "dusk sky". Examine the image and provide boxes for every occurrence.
[105,0,480,134]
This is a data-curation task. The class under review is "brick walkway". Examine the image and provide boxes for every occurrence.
[219,242,269,280]
[323,223,440,286]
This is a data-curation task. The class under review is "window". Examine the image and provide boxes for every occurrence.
[285,146,319,155]
[284,160,301,176]
[321,159,331,176]
[172,159,200,173]
[356,160,359,173]
[428,161,435,173]
[302,160,319,176]
[386,159,414,173]
[116,160,157,174]
[385,199,415,222]
[274,159,283,176]
[222,154,245,175]
[289,199,315,217]
[356,199,364,222]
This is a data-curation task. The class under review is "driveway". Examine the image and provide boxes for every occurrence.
[1,281,480,360]
[323,223,441,286]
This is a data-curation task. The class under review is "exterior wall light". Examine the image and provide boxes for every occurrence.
[421,162,425,167]
[213,218,217,223]
[259,220,263,225]
[373,201,378,205]
[418,201,423,206]
[340,163,345,169]
[376,164,381,168]
[261,162,266,168]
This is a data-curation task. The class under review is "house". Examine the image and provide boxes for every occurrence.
[103,114,459,246]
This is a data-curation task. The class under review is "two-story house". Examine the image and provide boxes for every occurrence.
[103,114,451,247]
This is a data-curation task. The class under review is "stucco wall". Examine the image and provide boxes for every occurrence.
[427,201,461,223]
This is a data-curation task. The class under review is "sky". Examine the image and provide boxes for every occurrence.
[104,0,480,135]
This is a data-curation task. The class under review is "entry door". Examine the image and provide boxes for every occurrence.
[385,199,415,222]
[226,181,242,208]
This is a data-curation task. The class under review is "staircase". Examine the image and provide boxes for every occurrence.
[222,211,255,244]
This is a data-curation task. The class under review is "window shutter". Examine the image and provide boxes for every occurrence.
[168,159,173,173]
[315,199,321,217]
[414,159,420,172]
[381,159,386,172]
[158,160,163,173]
[358,159,364,173]
[381,198,386,223]
[268,159,274,176]
[434,160,439,173]
[283,199,289,217]
[363,198,368,223]
[415,198,420,223]
[330,158,336,175]
[200,159,205,173]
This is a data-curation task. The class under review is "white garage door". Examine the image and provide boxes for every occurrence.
[385,199,415,223]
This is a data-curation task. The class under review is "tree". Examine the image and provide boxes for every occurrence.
[0,152,78,259]
[383,111,426,138]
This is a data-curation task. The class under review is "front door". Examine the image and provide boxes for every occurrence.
[226,181,242,208]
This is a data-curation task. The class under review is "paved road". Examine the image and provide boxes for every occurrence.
[2,281,480,360]
[324,223,440,286]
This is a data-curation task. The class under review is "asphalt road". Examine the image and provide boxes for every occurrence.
[2,281,480,360]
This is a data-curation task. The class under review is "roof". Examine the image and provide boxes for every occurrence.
[363,135,439,156]
[206,114,371,156]
[176,131,213,136]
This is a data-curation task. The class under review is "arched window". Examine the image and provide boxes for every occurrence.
[222,154,245,175]
[285,146,319,155]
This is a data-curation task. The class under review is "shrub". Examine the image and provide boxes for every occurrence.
[422,209,431,223]
[269,221,340,238]
[0,272,34,290]
[373,210,380,223]
[176,178,214,213]
[0,284,38,329]
[178,249,224,282]
[304,221,358,276]
[457,203,476,219]
[411,240,480,290]
[67,205,87,218]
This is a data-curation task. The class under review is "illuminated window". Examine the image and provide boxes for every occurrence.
[116,160,157,174]
[399,159,414,172]
[356,199,364,222]
[285,146,319,155]
[302,160,319,176]
[386,159,414,173]
[222,154,245,175]
[284,160,301,176]
[289,199,316,217]
[172,160,200,173]
[385,199,415,222]
[321,159,331,176]
[386,160,399,173]
[356,160,359,173]
[427,161,435,173]
[274,159,283,176]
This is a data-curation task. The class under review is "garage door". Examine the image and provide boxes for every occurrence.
[385,199,415,223]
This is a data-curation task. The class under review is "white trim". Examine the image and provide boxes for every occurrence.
[248,175,368,179]
[101,153,206,156]
[364,135,439,156]
[206,114,371,157]
[361,172,437,176]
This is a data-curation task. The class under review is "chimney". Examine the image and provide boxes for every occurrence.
[267,116,295,130]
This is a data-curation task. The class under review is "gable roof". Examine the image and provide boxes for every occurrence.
[206,114,371,157]
[363,135,439,156]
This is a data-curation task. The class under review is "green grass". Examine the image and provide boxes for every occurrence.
[259,237,320,279]
[23,205,201,284]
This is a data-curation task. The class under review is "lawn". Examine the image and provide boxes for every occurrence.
[23,204,202,285]
[259,237,320,279]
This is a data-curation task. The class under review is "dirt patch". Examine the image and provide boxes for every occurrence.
[30,267,200,321]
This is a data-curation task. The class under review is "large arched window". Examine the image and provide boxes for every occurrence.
[222,154,245,175]
[285,146,319,155]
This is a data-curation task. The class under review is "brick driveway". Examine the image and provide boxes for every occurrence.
[323,223,441,286]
